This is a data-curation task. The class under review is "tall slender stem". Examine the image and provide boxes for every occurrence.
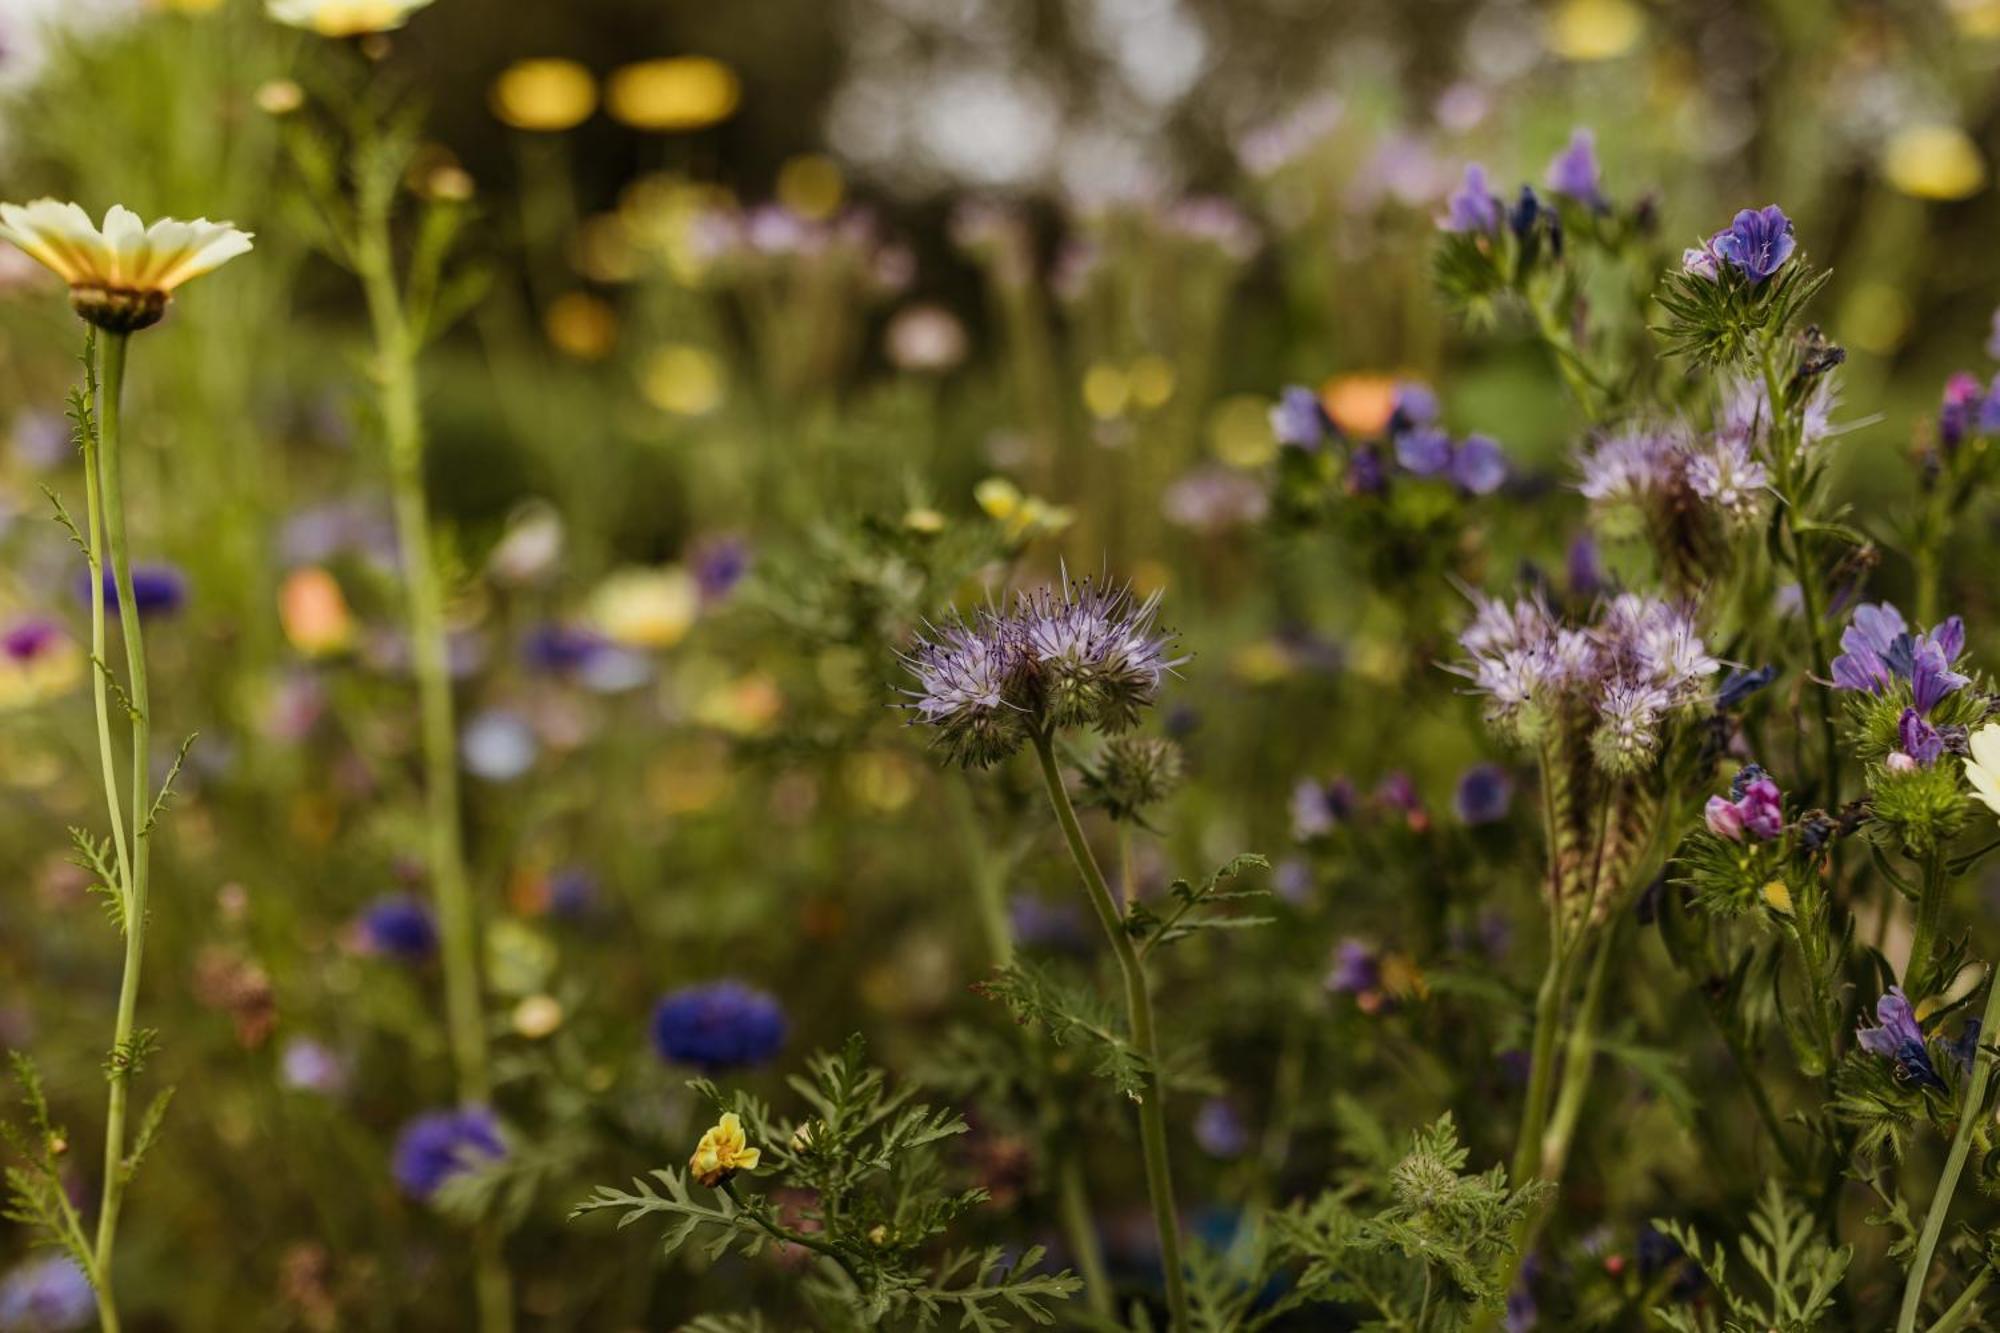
[1898,966,2000,1332]
[89,332,146,1333]
[355,172,511,1333]
[1031,731,1188,1333]
[1907,851,1948,998]
[1540,917,1620,1180]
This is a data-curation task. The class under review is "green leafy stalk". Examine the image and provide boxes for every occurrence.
[1030,728,1189,1332]
[1897,966,2000,1332]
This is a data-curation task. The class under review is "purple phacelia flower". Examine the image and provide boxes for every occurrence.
[1856,987,1946,1093]
[359,894,438,962]
[281,1036,349,1095]
[1014,579,1185,733]
[77,562,188,618]
[393,1107,506,1199]
[1898,707,1945,769]
[650,981,788,1071]
[1454,762,1514,825]
[1830,603,1967,714]
[1441,163,1505,235]
[1270,385,1334,450]
[1545,128,1605,209]
[1708,205,1796,285]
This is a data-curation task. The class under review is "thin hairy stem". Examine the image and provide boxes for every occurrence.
[1031,730,1188,1332]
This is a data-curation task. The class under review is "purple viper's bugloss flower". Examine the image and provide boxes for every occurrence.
[1325,937,1380,994]
[1708,205,1795,285]
[1291,776,1355,840]
[1346,444,1388,496]
[1450,434,1508,495]
[1545,128,1605,208]
[1441,163,1504,235]
[1269,385,1333,450]
[358,894,438,962]
[392,1107,506,1200]
[77,562,188,618]
[1829,603,1967,713]
[0,1255,93,1331]
[650,981,788,1071]
[1717,665,1777,710]
[1899,707,1946,769]
[1704,795,1746,842]
[1735,775,1784,840]
[1388,379,1439,434]
[1193,1098,1251,1159]
[1394,427,1453,478]
[1856,987,1946,1092]
[691,534,751,603]
[1453,762,1514,825]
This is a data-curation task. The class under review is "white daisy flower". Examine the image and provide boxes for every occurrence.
[0,200,253,332]
[266,0,436,37]
[1964,723,2000,819]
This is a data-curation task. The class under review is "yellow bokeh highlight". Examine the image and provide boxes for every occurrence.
[1547,0,1643,61]
[490,58,597,132]
[590,566,700,649]
[1882,124,1988,201]
[776,154,845,221]
[642,344,725,416]
[573,213,641,284]
[607,57,741,132]
[1840,282,1912,356]
[1128,355,1176,409]
[544,291,618,360]
[255,80,306,116]
[1949,0,2000,37]
[1082,362,1131,419]
[1211,393,1278,467]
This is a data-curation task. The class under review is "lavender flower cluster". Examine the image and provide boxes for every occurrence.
[903,578,1184,768]
[1457,591,1718,772]
[1271,378,1506,496]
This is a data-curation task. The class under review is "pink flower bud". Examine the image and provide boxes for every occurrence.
[1705,795,1745,842]
[1885,750,1919,774]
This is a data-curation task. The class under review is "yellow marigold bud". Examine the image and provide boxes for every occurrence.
[689,1112,760,1188]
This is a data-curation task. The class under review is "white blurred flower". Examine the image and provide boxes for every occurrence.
[266,0,435,36]
[1965,724,2000,819]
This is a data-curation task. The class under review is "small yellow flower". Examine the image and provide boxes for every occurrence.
[254,79,306,116]
[490,59,597,133]
[689,1112,760,1187]
[641,344,724,416]
[607,57,742,132]
[1963,724,2000,819]
[0,201,253,332]
[266,0,435,37]
[1546,0,1644,61]
[511,994,564,1039]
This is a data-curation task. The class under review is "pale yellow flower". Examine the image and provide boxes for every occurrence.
[689,1112,760,1187]
[0,201,253,332]
[606,58,741,132]
[1964,724,2000,819]
[490,59,597,133]
[266,0,435,37]
[590,566,699,649]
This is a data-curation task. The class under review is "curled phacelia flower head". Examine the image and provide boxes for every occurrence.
[902,575,1185,767]
[1454,591,1716,771]
[690,1111,761,1188]
[1081,735,1187,820]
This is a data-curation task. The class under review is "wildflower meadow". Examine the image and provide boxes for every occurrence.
[9,1,2000,1329]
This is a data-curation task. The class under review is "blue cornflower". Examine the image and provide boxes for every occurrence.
[1707,205,1796,285]
[76,562,188,618]
[0,1255,93,1331]
[1545,128,1605,209]
[1856,987,1946,1092]
[1453,762,1514,825]
[358,893,438,962]
[650,981,788,1071]
[1441,164,1505,235]
[1269,385,1333,450]
[392,1107,506,1200]
[1829,603,1967,714]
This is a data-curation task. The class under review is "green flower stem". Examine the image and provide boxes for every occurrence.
[1907,850,1948,998]
[1898,964,2000,1333]
[355,179,512,1333]
[948,774,1113,1317]
[1539,916,1621,1180]
[89,332,148,1333]
[1031,730,1188,1333]
[1925,1267,1994,1333]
